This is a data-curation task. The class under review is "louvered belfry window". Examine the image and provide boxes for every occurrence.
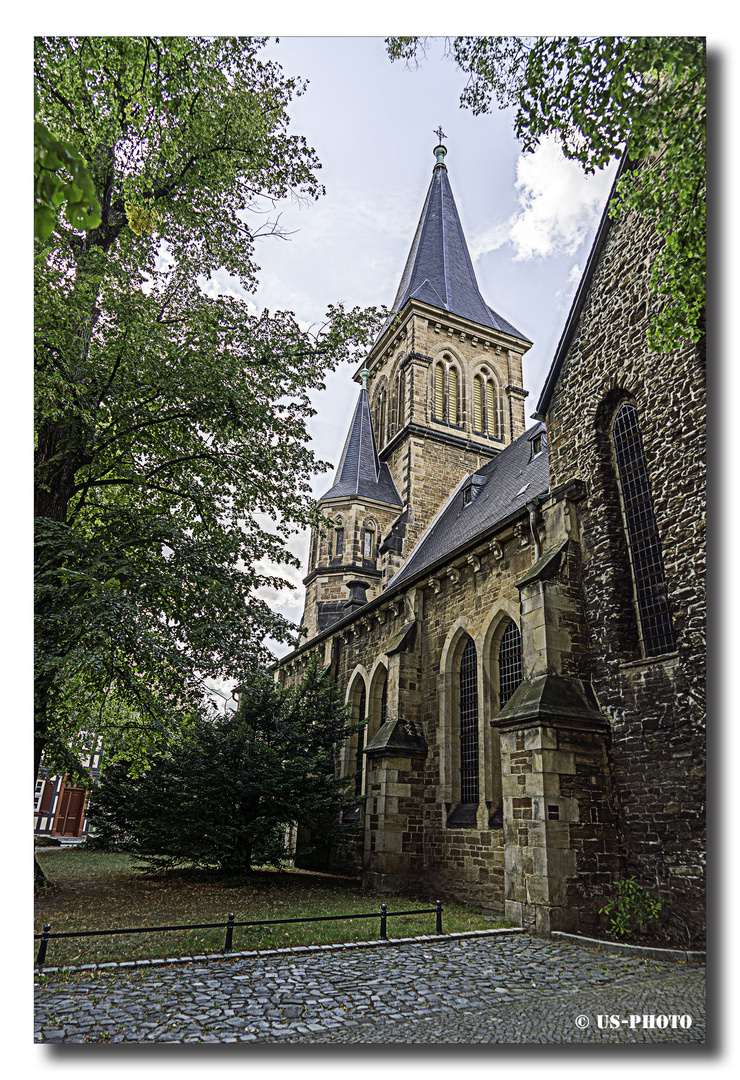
[612,402,677,657]
[498,620,523,708]
[473,375,483,432]
[459,637,479,804]
[448,367,458,424]
[434,362,444,420]
[486,380,498,438]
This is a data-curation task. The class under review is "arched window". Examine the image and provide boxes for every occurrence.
[498,620,523,708]
[486,380,501,438]
[473,371,502,438]
[448,367,459,424]
[355,685,366,797]
[473,375,483,432]
[332,526,344,560]
[612,402,677,657]
[397,369,405,428]
[459,637,479,804]
[363,527,375,560]
[379,388,386,444]
[434,362,444,421]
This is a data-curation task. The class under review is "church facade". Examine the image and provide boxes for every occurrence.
[276,143,706,946]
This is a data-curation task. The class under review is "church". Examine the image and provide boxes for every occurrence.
[275,139,706,946]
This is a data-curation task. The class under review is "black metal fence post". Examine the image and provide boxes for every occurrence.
[223,913,235,954]
[380,903,387,940]
[436,900,443,935]
[36,923,51,968]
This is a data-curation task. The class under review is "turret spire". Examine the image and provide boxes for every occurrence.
[318,385,402,507]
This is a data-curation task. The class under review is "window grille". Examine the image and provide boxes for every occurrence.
[499,620,523,708]
[473,375,483,432]
[449,367,458,424]
[397,371,405,427]
[355,686,366,796]
[434,363,444,420]
[612,402,677,657]
[459,637,479,804]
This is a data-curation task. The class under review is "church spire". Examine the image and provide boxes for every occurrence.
[387,139,529,341]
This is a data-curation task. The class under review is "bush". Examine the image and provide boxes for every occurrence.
[88,658,362,876]
[599,877,667,939]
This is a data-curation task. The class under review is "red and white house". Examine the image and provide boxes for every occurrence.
[34,733,101,841]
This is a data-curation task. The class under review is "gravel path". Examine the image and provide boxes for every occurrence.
[34,932,706,1044]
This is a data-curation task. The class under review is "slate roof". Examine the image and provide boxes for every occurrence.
[382,149,531,343]
[318,387,403,506]
[387,422,549,588]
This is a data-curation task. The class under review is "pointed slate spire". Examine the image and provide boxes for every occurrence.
[318,383,403,506]
[388,141,530,341]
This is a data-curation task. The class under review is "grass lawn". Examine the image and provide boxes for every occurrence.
[35,849,511,968]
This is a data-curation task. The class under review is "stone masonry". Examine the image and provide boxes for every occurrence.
[275,149,705,947]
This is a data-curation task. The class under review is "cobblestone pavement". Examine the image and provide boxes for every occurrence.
[34,933,706,1044]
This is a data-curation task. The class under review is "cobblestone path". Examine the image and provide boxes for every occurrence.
[34,933,706,1044]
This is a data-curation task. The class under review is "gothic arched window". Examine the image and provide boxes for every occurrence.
[434,362,444,421]
[459,636,479,804]
[487,378,503,439]
[355,685,366,797]
[612,402,677,657]
[473,374,483,432]
[332,526,344,560]
[473,371,502,438]
[498,620,523,708]
[448,366,459,424]
[397,369,406,428]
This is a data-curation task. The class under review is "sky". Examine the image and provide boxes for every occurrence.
[205,36,619,651]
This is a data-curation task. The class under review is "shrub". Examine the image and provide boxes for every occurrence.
[599,877,667,939]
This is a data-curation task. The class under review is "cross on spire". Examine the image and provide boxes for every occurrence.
[434,125,447,144]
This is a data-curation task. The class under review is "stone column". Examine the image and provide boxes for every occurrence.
[362,721,427,893]
[362,607,427,893]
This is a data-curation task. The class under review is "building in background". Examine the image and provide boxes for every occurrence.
[34,734,102,843]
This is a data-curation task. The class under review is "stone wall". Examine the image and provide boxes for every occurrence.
[543,209,706,944]
[285,515,539,911]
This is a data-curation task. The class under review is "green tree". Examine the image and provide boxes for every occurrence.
[34,37,383,811]
[35,93,101,241]
[88,658,361,875]
[387,36,705,351]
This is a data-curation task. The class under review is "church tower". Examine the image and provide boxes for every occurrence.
[362,138,532,559]
[300,137,532,640]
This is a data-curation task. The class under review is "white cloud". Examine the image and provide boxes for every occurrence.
[472,135,617,263]
[555,263,584,313]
